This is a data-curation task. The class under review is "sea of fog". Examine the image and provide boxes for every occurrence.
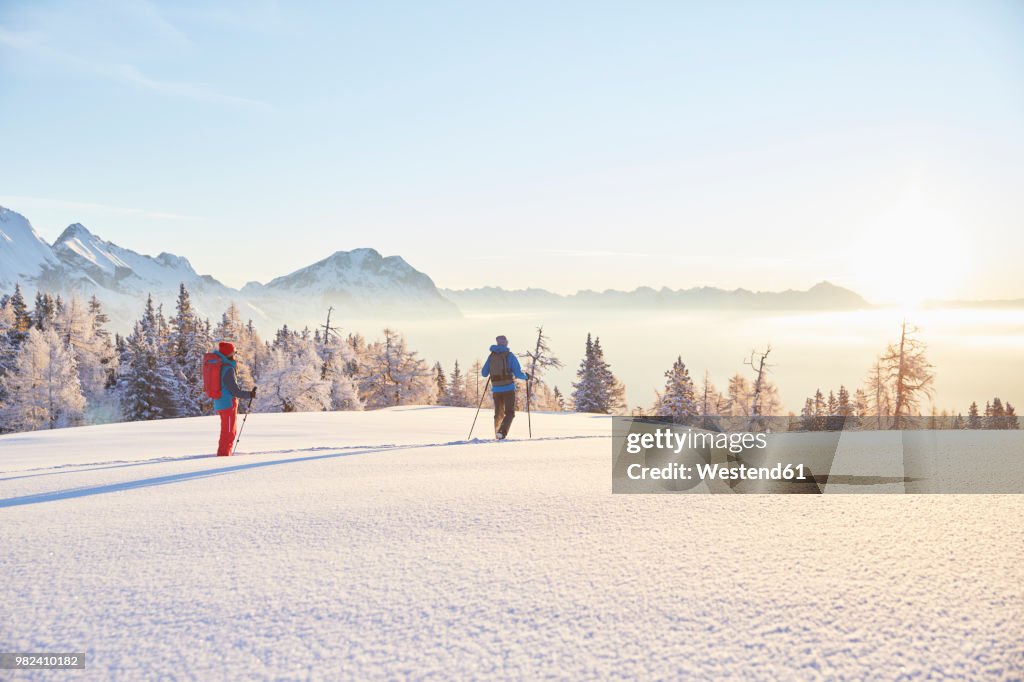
[343,307,1024,416]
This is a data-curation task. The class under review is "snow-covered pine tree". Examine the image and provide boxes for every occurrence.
[169,284,211,417]
[571,334,625,414]
[967,401,981,429]
[0,327,86,431]
[8,284,31,339]
[571,334,600,412]
[592,337,626,413]
[118,295,180,422]
[433,362,447,405]
[440,360,469,407]
[800,397,816,431]
[32,292,58,331]
[0,297,18,429]
[88,296,117,390]
[653,356,698,421]
[985,397,1006,429]
[552,386,566,412]
[1006,402,1019,430]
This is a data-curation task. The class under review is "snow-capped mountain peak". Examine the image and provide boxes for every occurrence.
[54,223,132,278]
[52,222,210,291]
[242,247,460,319]
[0,206,61,289]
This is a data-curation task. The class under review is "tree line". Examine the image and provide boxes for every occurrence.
[0,284,1018,432]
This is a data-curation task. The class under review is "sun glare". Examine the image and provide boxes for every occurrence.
[848,191,970,308]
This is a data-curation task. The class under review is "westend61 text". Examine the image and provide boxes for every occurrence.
[626,461,808,482]
[624,427,768,455]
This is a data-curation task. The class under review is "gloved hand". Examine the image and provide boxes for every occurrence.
[251,385,258,399]
[523,373,531,381]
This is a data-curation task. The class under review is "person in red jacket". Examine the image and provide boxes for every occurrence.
[212,341,257,456]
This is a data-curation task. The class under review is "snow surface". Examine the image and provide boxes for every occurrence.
[1,408,1021,680]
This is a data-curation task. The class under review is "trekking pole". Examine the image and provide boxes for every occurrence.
[234,391,256,452]
[527,376,532,439]
[468,377,491,440]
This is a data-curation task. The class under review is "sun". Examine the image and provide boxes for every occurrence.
[847,190,970,308]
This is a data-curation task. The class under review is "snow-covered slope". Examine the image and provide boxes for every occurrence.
[0,206,62,290]
[242,248,460,321]
[1,408,1020,680]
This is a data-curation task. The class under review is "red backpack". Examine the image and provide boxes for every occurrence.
[202,352,224,399]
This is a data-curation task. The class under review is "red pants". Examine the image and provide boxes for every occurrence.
[217,403,238,456]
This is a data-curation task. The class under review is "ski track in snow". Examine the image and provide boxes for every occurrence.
[0,407,1022,681]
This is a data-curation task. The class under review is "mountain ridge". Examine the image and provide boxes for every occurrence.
[7,204,1018,331]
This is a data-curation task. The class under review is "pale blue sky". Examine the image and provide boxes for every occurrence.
[1,0,1022,302]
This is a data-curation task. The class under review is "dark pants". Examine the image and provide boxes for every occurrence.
[493,391,516,436]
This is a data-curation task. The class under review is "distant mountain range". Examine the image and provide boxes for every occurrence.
[441,281,870,311]
[2,205,1016,332]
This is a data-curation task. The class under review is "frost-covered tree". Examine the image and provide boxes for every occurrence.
[572,334,625,414]
[864,359,892,428]
[214,302,256,387]
[1006,403,1019,430]
[359,328,433,408]
[986,398,1006,429]
[8,284,31,341]
[118,295,180,422]
[699,371,726,418]
[33,291,58,331]
[0,328,86,431]
[318,332,363,411]
[521,326,563,410]
[967,401,982,429]
[468,359,487,408]
[653,356,698,421]
[572,334,601,413]
[55,297,119,421]
[256,331,332,413]
[552,386,566,412]
[725,374,750,417]
[0,296,17,421]
[169,284,211,417]
[439,360,469,407]
[433,362,448,405]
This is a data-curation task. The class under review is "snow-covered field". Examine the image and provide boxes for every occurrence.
[1,408,1021,680]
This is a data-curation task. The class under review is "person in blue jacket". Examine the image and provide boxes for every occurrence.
[213,341,257,456]
[481,335,530,439]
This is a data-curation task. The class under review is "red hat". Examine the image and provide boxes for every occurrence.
[219,341,236,356]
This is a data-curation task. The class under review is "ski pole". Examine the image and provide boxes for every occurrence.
[526,377,532,439]
[468,377,491,440]
[234,390,256,451]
